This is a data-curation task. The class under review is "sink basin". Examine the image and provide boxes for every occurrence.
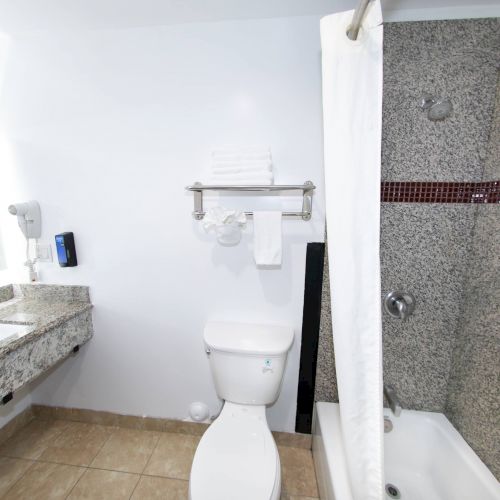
[0,323,29,343]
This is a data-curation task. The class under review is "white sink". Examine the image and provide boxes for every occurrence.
[0,323,29,343]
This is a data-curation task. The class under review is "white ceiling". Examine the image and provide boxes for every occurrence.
[0,0,498,32]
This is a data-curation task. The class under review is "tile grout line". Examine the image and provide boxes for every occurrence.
[63,466,87,500]
[140,434,162,475]
[128,432,162,500]
[63,422,118,499]
[1,458,37,498]
[36,458,134,475]
[86,424,120,469]
[30,432,172,475]
[127,474,142,500]
[1,418,318,497]
[129,474,190,500]
[28,410,313,448]
[10,448,315,491]
[0,418,69,461]
[140,470,190,481]
[140,432,162,476]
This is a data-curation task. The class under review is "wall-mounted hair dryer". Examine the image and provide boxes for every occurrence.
[8,201,41,239]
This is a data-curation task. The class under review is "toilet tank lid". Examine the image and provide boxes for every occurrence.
[204,321,294,355]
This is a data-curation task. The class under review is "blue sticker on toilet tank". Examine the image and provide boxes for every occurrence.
[264,359,272,367]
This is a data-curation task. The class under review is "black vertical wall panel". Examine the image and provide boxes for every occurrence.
[295,242,325,434]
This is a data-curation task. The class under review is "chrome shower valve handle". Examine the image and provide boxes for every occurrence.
[384,291,415,321]
[420,92,453,121]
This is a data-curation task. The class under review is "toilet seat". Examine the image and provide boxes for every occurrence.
[189,403,280,500]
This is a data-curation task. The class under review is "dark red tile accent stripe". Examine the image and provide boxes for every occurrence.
[381,181,500,204]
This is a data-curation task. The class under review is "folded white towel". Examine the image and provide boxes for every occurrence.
[253,211,282,266]
[208,147,274,185]
[212,153,271,162]
[209,173,274,186]
[211,171,273,180]
[212,147,271,163]
[212,161,273,175]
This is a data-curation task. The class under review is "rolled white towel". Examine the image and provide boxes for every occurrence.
[202,207,247,246]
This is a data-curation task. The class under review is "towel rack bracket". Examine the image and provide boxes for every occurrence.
[192,182,204,220]
[302,181,314,221]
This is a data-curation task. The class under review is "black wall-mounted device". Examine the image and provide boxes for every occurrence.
[55,232,78,267]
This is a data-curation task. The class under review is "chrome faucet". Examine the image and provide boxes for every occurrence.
[384,385,402,417]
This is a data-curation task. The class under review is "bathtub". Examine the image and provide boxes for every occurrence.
[312,402,500,500]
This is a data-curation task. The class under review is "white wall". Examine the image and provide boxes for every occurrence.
[0,387,31,428]
[1,0,499,32]
[0,16,325,431]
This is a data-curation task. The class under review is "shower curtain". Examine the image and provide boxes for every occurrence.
[320,2,384,500]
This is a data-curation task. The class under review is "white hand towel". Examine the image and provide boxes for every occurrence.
[253,211,282,266]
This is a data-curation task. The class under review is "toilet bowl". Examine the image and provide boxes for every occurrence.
[189,403,281,500]
[189,321,294,500]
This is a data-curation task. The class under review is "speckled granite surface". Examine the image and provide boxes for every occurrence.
[12,283,90,303]
[380,203,476,411]
[382,18,500,182]
[445,76,500,479]
[0,285,93,357]
[313,245,338,404]
[314,17,499,476]
[445,205,500,479]
[0,284,93,398]
[484,73,500,180]
[316,19,497,406]
[315,205,477,410]
[0,310,93,398]
[0,285,13,304]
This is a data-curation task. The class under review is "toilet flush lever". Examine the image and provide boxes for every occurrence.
[262,359,273,373]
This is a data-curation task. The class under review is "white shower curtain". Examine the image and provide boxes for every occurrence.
[320,3,384,500]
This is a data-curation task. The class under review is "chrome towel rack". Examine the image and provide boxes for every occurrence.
[185,181,316,221]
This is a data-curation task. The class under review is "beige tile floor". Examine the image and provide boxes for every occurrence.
[0,419,319,499]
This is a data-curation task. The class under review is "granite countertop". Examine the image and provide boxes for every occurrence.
[0,284,93,358]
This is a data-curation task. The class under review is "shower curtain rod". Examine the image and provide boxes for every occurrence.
[346,0,371,40]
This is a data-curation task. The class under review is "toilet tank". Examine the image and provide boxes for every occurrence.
[204,321,294,405]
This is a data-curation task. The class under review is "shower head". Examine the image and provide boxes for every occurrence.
[420,93,453,121]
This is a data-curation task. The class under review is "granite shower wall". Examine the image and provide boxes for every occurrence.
[314,18,499,475]
[445,78,500,477]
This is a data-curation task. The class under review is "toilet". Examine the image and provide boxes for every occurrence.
[189,321,294,500]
